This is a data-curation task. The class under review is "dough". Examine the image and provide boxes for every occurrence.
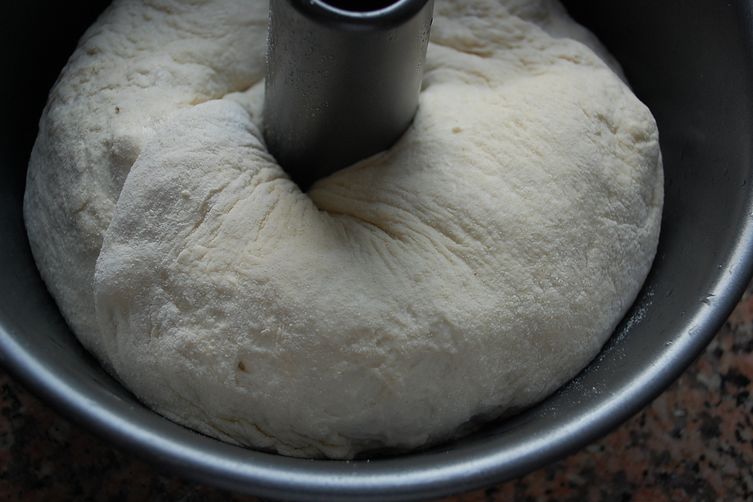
[24,0,663,459]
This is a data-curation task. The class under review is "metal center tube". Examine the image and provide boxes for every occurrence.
[264,0,434,190]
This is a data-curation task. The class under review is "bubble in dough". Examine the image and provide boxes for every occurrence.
[24,0,663,459]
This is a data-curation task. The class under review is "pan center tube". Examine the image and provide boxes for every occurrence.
[263,0,435,190]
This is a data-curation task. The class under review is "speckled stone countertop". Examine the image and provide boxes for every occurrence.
[1,284,752,501]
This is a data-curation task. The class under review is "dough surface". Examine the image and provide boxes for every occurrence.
[25,0,663,458]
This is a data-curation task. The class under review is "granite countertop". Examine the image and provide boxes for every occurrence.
[1,285,752,501]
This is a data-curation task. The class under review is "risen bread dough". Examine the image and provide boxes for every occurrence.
[25,0,663,458]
